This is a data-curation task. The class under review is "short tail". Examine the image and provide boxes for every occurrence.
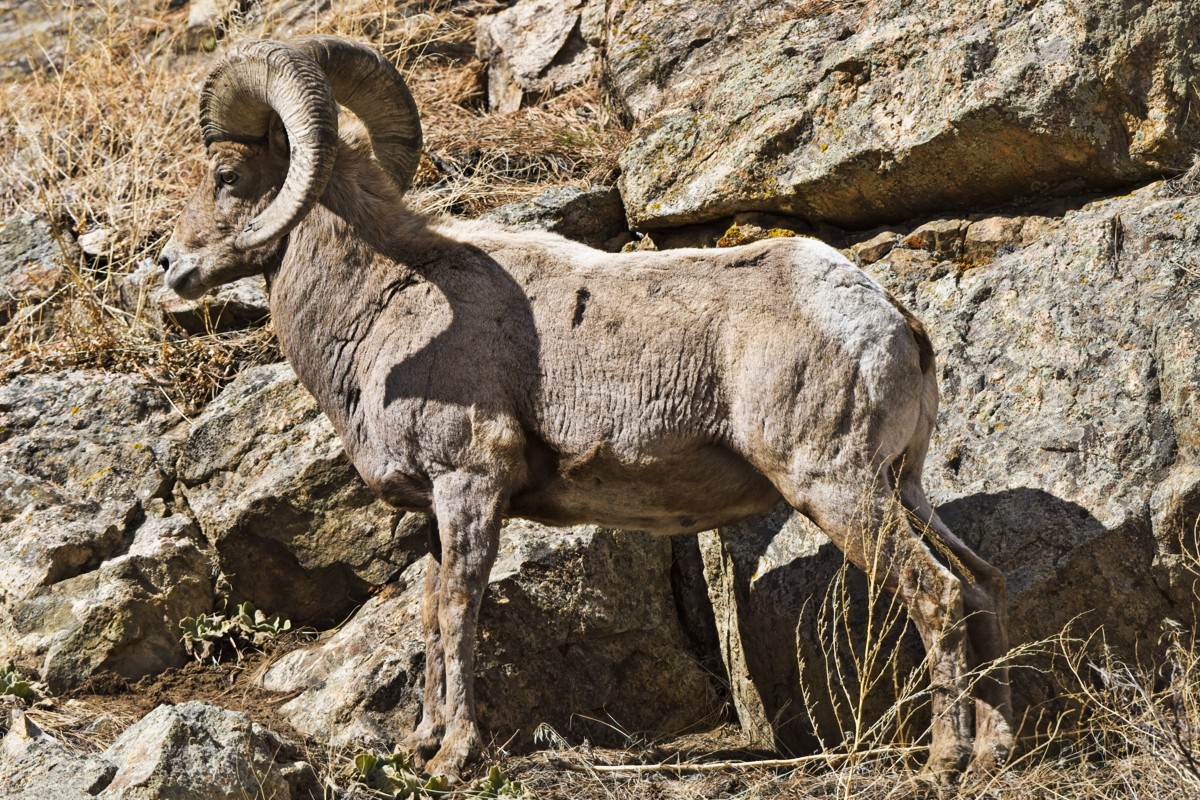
[884,292,939,498]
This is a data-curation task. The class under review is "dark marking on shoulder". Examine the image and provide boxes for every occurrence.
[381,273,421,306]
[885,292,935,375]
[571,287,590,328]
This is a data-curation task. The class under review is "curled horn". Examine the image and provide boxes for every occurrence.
[292,35,424,194]
[200,39,339,251]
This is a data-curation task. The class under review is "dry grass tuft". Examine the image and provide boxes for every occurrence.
[0,0,623,411]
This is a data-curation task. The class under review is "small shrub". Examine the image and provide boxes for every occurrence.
[0,663,46,701]
[179,601,293,662]
[353,750,450,798]
[468,765,527,798]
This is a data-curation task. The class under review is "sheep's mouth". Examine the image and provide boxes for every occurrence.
[163,265,208,300]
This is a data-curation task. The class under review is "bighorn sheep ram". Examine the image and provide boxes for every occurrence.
[160,37,1013,785]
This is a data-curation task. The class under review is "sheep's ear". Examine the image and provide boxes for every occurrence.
[268,115,290,158]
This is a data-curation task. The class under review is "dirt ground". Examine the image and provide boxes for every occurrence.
[23,638,924,799]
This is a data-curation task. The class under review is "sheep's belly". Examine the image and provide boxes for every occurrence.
[508,446,782,535]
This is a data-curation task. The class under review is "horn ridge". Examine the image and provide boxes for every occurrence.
[291,35,424,195]
[198,39,339,251]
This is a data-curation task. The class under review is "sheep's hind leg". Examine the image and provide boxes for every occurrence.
[901,487,1013,773]
[403,519,447,762]
[422,472,502,781]
[780,474,975,787]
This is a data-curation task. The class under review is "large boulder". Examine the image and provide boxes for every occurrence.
[699,180,1200,749]
[177,363,426,626]
[0,371,209,692]
[609,0,1200,229]
[905,184,1198,654]
[261,522,717,749]
[0,703,317,800]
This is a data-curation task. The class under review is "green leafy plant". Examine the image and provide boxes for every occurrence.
[0,663,46,701]
[467,765,527,798]
[231,601,293,645]
[353,750,450,798]
[179,601,293,662]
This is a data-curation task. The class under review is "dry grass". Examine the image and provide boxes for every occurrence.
[0,0,623,411]
[485,514,1200,799]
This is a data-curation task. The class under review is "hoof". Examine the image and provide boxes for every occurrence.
[904,768,958,800]
[910,748,967,799]
[401,723,444,763]
[966,740,1011,778]
[969,715,1014,775]
[424,728,482,783]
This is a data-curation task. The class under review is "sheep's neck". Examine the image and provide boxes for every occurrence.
[267,193,423,462]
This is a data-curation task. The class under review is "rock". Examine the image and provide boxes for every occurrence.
[0,702,317,800]
[261,522,716,749]
[715,213,793,247]
[120,260,270,334]
[187,0,231,28]
[161,276,270,333]
[850,229,901,264]
[604,0,787,127]
[101,702,313,799]
[701,182,1200,748]
[0,710,116,800]
[480,185,628,250]
[0,214,77,321]
[77,227,111,259]
[182,0,233,51]
[2,508,212,694]
[0,371,209,692]
[961,215,1027,262]
[697,507,927,753]
[899,218,970,259]
[610,1,1200,229]
[476,0,604,112]
[178,363,424,625]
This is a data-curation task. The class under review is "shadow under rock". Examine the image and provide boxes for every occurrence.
[683,485,1179,756]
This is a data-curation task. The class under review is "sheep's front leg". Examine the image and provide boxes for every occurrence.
[423,472,502,781]
[404,519,446,760]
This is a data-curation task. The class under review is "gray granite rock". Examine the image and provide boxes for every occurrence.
[178,363,424,625]
[0,371,208,692]
[261,522,716,749]
[610,0,1200,229]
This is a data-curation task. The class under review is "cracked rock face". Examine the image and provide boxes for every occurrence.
[261,522,717,749]
[895,185,1200,652]
[476,0,605,113]
[0,371,209,692]
[609,0,1200,229]
[177,363,426,626]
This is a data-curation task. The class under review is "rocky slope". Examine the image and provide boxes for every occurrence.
[2,0,1199,796]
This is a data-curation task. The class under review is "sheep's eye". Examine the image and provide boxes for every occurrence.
[217,170,239,186]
